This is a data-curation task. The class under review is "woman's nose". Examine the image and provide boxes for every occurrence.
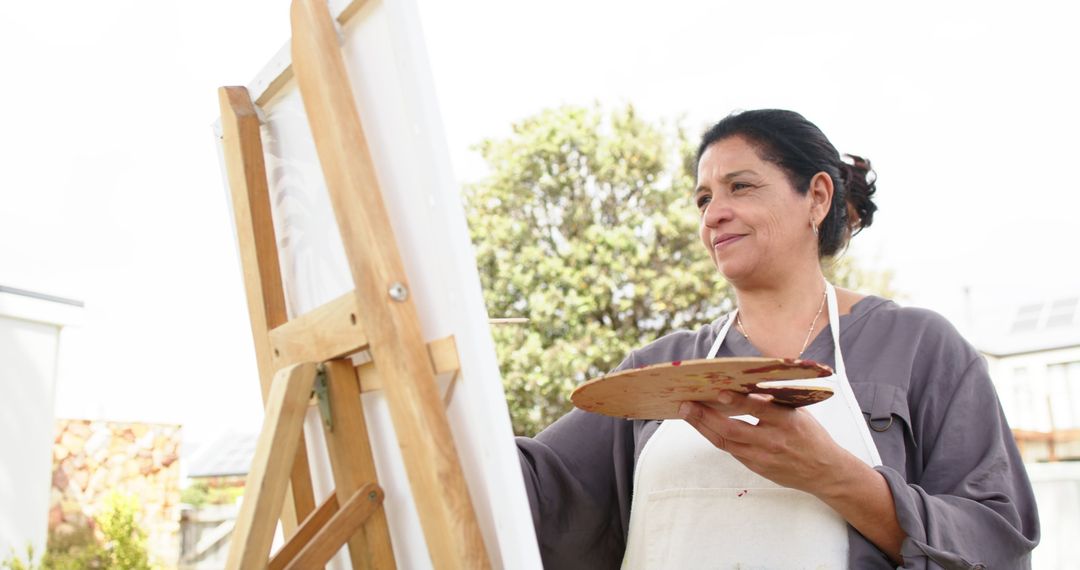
[702,196,733,228]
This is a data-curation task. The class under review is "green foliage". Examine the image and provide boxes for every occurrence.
[824,255,898,300]
[2,493,155,570]
[466,104,725,436]
[180,480,244,508]
[96,492,151,570]
[42,523,107,570]
[465,103,894,436]
[2,531,106,570]
[2,546,37,570]
[179,481,209,507]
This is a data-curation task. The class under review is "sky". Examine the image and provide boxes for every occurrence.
[1,0,1078,447]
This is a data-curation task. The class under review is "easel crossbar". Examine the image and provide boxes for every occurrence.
[270,483,385,570]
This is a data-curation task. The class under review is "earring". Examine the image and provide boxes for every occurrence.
[810,218,819,237]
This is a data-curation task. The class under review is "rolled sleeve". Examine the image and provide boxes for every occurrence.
[878,356,1039,569]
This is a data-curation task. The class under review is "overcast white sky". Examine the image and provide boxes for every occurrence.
[1,0,1077,446]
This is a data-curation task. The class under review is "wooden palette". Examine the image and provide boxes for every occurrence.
[571,357,835,420]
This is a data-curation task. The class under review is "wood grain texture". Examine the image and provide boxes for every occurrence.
[355,335,461,394]
[251,0,373,107]
[225,362,319,570]
[218,85,316,532]
[270,292,368,370]
[289,0,490,567]
[426,335,460,376]
[285,484,385,570]
[571,357,835,420]
[268,493,340,570]
[322,359,396,569]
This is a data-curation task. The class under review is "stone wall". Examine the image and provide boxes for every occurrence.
[51,419,182,568]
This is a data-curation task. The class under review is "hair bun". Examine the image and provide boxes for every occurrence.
[840,154,877,235]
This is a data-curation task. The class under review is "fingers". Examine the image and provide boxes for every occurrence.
[682,409,729,450]
[678,395,842,493]
[706,390,791,423]
[679,401,759,448]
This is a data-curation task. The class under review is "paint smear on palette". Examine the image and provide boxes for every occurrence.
[752,385,832,406]
[702,372,734,382]
[742,360,831,376]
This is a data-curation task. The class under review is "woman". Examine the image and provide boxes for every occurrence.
[516,109,1039,569]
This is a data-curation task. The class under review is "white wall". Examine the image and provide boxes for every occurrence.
[986,346,1080,432]
[0,290,81,558]
[1028,462,1080,570]
[985,348,1080,568]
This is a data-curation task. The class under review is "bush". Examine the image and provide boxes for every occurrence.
[3,492,154,570]
[1,546,37,570]
[180,479,245,508]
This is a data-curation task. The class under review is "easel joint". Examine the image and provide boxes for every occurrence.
[313,364,333,431]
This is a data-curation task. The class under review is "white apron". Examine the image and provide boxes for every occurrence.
[622,283,881,569]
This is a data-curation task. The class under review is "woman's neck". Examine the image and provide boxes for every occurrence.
[731,261,829,358]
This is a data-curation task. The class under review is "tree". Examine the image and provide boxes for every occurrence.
[465,104,892,436]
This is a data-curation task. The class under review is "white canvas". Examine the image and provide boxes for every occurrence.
[214,0,542,568]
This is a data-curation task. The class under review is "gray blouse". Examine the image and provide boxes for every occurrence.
[517,296,1040,569]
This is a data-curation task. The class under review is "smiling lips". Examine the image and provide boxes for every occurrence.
[713,233,745,250]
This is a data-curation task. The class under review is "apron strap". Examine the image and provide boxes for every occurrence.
[708,310,737,359]
[824,282,846,376]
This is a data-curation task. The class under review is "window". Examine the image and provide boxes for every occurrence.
[1011,303,1043,333]
[1047,361,1080,430]
[1046,298,1078,328]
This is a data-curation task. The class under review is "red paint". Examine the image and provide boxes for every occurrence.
[742,361,830,377]
[750,385,831,408]
[672,361,682,367]
[798,359,831,372]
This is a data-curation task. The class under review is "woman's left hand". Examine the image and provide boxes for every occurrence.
[678,390,861,498]
[680,390,905,563]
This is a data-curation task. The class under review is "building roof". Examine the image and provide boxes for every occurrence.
[973,294,1080,357]
[186,431,258,478]
[0,285,83,307]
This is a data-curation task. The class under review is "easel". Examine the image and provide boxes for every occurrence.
[216,0,490,567]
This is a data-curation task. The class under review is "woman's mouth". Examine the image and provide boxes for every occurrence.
[713,233,745,250]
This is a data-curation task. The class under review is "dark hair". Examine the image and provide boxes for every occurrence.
[696,109,877,257]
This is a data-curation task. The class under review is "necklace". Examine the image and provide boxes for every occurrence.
[736,288,828,357]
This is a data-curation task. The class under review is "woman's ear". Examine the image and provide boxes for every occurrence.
[808,172,834,224]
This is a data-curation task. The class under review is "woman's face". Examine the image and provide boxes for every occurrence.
[695,136,822,287]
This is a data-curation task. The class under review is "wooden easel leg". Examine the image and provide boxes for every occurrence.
[226,362,320,570]
[322,359,397,569]
[218,85,318,533]
[290,1,491,567]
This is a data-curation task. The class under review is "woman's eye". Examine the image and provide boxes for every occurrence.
[732,182,752,192]
[696,194,711,209]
